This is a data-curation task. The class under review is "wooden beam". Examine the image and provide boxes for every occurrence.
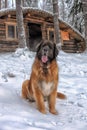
[24,17,44,24]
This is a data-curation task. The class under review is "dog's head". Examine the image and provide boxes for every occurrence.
[36,40,59,64]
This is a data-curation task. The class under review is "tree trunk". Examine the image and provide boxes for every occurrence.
[61,0,65,20]
[52,0,60,48]
[5,0,7,8]
[12,0,14,7]
[16,0,26,48]
[0,0,1,9]
[42,0,46,10]
[82,0,87,47]
[22,0,24,7]
[31,0,38,7]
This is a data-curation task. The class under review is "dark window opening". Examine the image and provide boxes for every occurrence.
[8,25,15,38]
[28,23,42,51]
[7,24,18,39]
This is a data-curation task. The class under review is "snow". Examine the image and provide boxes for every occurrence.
[0,50,87,130]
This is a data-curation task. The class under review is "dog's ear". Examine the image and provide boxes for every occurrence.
[54,43,59,58]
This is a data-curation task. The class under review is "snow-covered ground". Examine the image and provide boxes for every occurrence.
[0,50,87,130]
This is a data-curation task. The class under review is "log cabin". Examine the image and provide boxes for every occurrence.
[0,7,86,53]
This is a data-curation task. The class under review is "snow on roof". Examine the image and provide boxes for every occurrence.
[0,7,52,17]
[59,18,85,40]
[0,7,85,41]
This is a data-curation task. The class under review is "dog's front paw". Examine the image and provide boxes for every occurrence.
[49,109,58,115]
[38,108,46,114]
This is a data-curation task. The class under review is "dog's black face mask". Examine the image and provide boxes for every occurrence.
[37,40,59,65]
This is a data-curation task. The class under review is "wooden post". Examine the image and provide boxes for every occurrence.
[42,23,47,40]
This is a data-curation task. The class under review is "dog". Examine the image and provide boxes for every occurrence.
[22,40,66,114]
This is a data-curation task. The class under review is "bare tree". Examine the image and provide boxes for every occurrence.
[67,0,83,33]
[60,0,65,20]
[16,0,26,48]
[22,0,25,6]
[0,0,1,9]
[5,0,7,8]
[38,0,46,10]
[52,0,60,47]
[12,0,14,7]
[82,0,87,47]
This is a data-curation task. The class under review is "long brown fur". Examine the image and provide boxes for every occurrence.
[22,40,66,114]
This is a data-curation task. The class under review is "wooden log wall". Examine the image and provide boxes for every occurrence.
[0,23,6,39]
[0,19,19,52]
[62,40,85,53]
[0,40,18,52]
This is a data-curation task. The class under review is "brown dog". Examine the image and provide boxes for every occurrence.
[22,40,66,114]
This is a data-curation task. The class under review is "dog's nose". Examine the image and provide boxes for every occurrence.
[44,49,47,55]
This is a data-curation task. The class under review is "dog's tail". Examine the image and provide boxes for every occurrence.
[57,92,66,99]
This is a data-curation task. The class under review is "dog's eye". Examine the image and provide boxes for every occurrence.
[44,47,49,51]
[49,45,53,49]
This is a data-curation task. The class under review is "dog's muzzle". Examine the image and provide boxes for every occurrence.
[41,56,48,63]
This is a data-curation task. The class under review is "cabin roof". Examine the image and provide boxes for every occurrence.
[0,7,85,42]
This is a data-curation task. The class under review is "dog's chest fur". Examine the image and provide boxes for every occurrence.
[38,81,54,96]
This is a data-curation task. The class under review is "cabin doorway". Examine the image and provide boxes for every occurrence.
[28,22,42,51]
